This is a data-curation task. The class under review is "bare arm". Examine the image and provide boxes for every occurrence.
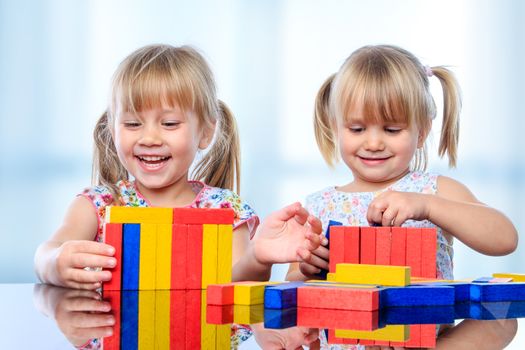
[34,196,117,289]
[436,319,517,349]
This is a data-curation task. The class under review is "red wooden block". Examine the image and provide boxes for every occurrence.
[207,284,234,305]
[344,226,360,264]
[329,226,345,273]
[171,224,188,289]
[297,307,378,331]
[391,324,420,347]
[103,224,123,291]
[420,324,437,348]
[206,304,234,324]
[102,290,121,350]
[186,224,203,290]
[172,208,234,225]
[171,290,186,349]
[297,285,379,311]
[185,290,202,348]
[421,228,437,278]
[327,329,359,345]
[375,227,391,265]
[359,339,375,345]
[390,227,407,266]
[374,340,391,346]
[406,228,422,277]
[360,227,376,264]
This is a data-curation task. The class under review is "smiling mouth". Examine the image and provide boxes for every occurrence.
[136,155,171,168]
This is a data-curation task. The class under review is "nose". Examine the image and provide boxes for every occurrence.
[138,125,162,146]
[363,129,385,151]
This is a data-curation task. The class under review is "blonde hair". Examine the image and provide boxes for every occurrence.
[92,44,240,199]
[314,45,461,170]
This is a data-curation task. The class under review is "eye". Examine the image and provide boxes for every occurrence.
[162,120,181,128]
[123,121,141,128]
[385,126,402,134]
[348,126,365,133]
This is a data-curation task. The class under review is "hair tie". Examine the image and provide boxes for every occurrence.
[424,65,433,77]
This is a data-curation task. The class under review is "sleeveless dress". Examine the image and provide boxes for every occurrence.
[77,180,258,349]
[305,171,454,349]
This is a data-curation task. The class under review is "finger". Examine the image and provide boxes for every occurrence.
[309,338,321,350]
[307,215,323,235]
[64,289,103,300]
[367,206,383,226]
[381,207,398,227]
[313,245,330,260]
[298,261,322,276]
[300,249,329,270]
[68,311,115,328]
[62,297,112,313]
[70,326,114,342]
[71,253,117,269]
[303,232,321,251]
[66,268,112,284]
[270,202,306,224]
[66,241,115,256]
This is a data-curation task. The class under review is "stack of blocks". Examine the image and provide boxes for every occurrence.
[101,206,235,349]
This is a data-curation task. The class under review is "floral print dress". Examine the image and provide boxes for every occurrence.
[305,171,454,349]
[77,180,259,349]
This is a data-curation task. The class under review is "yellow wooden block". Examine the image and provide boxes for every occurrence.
[139,224,157,290]
[155,290,170,349]
[201,291,216,349]
[202,224,218,289]
[138,290,156,349]
[233,304,264,324]
[106,206,173,224]
[156,224,172,290]
[217,324,230,349]
[217,224,233,284]
[327,272,336,281]
[234,282,279,305]
[335,325,409,342]
[336,263,410,286]
[493,273,525,282]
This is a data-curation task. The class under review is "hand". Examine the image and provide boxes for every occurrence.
[33,284,115,347]
[253,203,324,265]
[298,244,329,279]
[54,240,116,290]
[252,323,320,350]
[367,191,431,227]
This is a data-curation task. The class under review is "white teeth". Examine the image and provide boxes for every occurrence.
[138,156,168,161]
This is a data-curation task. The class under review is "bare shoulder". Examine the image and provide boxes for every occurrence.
[436,175,483,204]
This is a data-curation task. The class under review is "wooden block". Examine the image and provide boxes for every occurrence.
[216,324,231,349]
[106,206,172,224]
[375,227,391,265]
[316,220,342,279]
[207,284,235,305]
[156,224,172,290]
[217,224,233,284]
[103,223,123,291]
[360,227,376,264]
[390,227,407,266]
[420,324,437,348]
[201,291,216,349]
[297,284,380,311]
[264,282,304,309]
[122,224,140,291]
[102,290,121,350]
[234,281,276,305]
[468,301,525,320]
[470,283,525,302]
[297,307,378,331]
[335,325,409,342]
[392,324,420,347]
[381,305,454,325]
[327,329,359,345]
[171,224,187,290]
[380,285,455,307]
[155,290,170,349]
[406,228,422,277]
[344,226,360,264]
[138,223,157,290]
[202,224,218,289]
[264,307,298,329]
[414,281,471,302]
[170,290,186,348]
[185,290,201,349]
[186,224,203,290]
[493,273,525,282]
[326,273,336,281]
[329,226,345,273]
[138,290,155,349]
[336,263,410,286]
[233,304,264,324]
[206,304,234,324]
[421,227,437,278]
[172,208,234,224]
[121,291,138,350]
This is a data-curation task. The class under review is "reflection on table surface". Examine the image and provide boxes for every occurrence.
[2,283,516,349]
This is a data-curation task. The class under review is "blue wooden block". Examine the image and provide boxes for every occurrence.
[470,283,525,302]
[122,224,140,290]
[472,277,493,283]
[264,282,304,309]
[469,301,525,320]
[415,282,471,302]
[121,290,138,350]
[316,220,342,279]
[264,307,297,329]
[380,285,455,308]
[381,305,455,325]
[454,302,471,320]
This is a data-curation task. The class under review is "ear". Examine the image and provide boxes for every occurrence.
[199,120,216,149]
[417,125,430,148]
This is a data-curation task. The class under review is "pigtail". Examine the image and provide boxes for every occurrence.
[92,111,128,201]
[431,66,462,167]
[192,100,240,194]
[314,73,338,166]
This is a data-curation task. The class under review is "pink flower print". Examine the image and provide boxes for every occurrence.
[342,201,351,214]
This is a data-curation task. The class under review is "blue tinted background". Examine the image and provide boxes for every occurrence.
[0,0,523,294]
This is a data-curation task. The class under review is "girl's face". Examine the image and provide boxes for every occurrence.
[337,105,424,189]
[113,103,210,192]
